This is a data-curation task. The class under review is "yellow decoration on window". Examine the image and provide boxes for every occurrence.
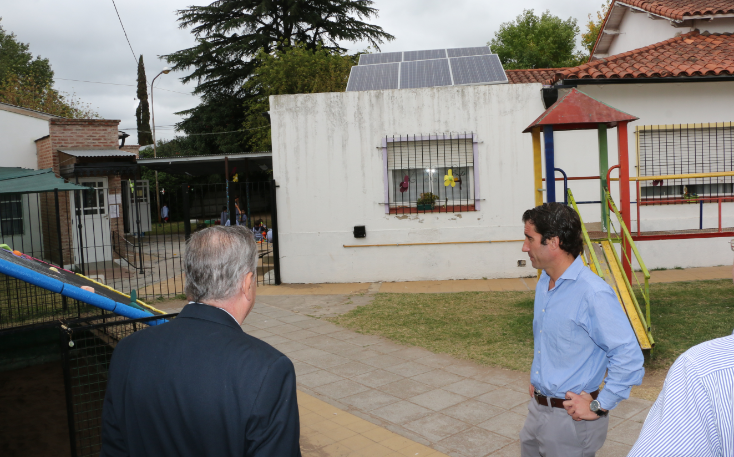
[444,169,456,187]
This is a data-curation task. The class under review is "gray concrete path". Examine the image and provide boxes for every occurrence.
[249,296,652,457]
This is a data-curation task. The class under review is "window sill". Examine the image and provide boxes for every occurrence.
[389,204,476,214]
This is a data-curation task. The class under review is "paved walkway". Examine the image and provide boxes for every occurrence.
[157,297,654,457]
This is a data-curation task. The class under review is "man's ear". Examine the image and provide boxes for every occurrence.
[548,236,560,251]
[242,272,255,301]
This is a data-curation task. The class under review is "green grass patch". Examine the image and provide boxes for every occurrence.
[330,291,535,371]
[330,279,734,373]
[642,279,734,370]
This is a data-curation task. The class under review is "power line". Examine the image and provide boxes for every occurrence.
[55,78,195,96]
[110,0,138,65]
[118,126,270,136]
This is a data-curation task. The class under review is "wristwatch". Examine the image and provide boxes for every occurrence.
[589,400,609,417]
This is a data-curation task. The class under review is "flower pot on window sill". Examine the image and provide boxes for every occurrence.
[416,204,435,210]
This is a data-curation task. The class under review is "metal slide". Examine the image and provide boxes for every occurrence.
[569,190,654,351]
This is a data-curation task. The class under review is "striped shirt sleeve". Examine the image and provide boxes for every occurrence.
[628,354,723,457]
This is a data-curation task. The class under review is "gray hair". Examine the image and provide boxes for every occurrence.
[184,225,258,302]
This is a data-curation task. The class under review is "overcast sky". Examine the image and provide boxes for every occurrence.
[2,0,600,145]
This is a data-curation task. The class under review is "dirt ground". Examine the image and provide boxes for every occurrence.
[0,362,71,457]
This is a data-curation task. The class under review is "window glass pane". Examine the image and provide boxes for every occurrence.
[0,194,23,235]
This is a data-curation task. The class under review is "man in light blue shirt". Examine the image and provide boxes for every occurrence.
[519,203,644,457]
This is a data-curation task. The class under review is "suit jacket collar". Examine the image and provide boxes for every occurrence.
[178,302,243,331]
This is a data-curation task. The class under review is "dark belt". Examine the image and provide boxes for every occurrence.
[534,389,599,409]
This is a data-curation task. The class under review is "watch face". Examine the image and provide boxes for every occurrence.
[590,400,600,412]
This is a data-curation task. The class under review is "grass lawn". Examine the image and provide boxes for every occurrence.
[330,279,734,374]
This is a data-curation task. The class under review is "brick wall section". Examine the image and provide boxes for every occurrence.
[35,119,125,266]
[119,144,140,158]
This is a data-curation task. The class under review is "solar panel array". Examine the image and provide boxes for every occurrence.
[348,46,507,92]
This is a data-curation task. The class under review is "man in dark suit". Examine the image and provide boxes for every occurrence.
[100,226,301,457]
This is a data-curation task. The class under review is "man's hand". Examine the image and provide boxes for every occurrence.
[563,391,603,421]
[529,383,535,398]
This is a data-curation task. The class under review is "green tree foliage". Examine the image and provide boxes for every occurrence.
[136,55,153,145]
[489,9,585,70]
[0,73,98,118]
[0,19,98,118]
[243,43,358,150]
[0,18,53,87]
[163,0,393,155]
[581,1,612,56]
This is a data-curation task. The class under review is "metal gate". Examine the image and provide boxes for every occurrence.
[59,314,177,457]
[179,180,280,286]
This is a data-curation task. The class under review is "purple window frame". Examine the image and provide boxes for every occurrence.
[382,134,480,214]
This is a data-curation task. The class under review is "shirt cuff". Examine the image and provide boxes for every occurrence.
[597,389,625,411]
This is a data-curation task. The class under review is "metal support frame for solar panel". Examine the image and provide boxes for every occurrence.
[347,46,507,92]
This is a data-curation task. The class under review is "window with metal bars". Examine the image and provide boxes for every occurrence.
[384,133,477,214]
[0,193,24,235]
[637,123,734,203]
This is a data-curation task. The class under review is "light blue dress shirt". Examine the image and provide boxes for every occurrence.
[628,334,734,457]
[530,255,644,410]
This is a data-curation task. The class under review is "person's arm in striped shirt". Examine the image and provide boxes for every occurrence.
[628,353,721,457]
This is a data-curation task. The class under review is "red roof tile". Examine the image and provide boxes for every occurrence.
[505,68,567,84]
[552,31,734,83]
[621,0,734,20]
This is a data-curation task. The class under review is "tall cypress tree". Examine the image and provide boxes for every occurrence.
[136,55,153,146]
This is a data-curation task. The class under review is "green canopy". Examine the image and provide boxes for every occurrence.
[0,168,90,194]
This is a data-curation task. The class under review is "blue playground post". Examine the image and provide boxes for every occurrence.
[544,125,556,203]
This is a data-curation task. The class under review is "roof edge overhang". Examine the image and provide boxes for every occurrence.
[558,75,734,86]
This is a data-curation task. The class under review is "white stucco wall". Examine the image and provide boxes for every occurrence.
[271,84,544,283]
[607,10,680,56]
[0,193,44,258]
[605,10,734,57]
[553,82,734,270]
[0,110,49,169]
[271,81,734,283]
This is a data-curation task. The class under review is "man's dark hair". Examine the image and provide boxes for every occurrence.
[522,203,583,258]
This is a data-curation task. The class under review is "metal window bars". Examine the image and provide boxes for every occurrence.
[386,133,476,214]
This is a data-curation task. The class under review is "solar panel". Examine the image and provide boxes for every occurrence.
[400,59,452,89]
[403,49,447,62]
[346,63,400,91]
[359,52,403,65]
[449,55,508,85]
[447,47,492,58]
[347,46,506,91]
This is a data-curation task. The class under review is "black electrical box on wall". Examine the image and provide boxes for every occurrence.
[353,226,366,238]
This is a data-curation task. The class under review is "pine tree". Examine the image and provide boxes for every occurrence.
[136,55,153,146]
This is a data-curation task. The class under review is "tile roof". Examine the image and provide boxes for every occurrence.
[620,0,734,20]
[505,68,568,84]
[553,31,734,83]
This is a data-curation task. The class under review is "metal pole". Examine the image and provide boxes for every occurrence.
[532,127,543,207]
[59,326,79,457]
[182,183,191,240]
[270,179,281,285]
[700,199,704,230]
[617,121,632,282]
[543,125,556,203]
[54,189,68,311]
[598,123,609,232]
[150,70,169,224]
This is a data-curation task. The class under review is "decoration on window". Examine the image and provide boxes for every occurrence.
[444,169,456,188]
[399,175,410,193]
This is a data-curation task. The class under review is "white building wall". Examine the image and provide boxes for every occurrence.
[606,9,734,57]
[606,11,681,56]
[0,110,49,170]
[554,82,734,270]
[271,84,544,283]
